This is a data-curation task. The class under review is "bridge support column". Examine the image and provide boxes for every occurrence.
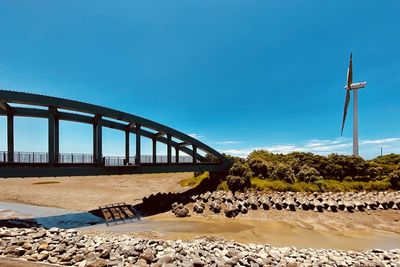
[167,134,172,164]
[125,130,130,165]
[192,145,197,165]
[175,147,179,163]
[152,138,157,163]
[48,107,58,165]
[7,114,14,163]
[135,124,141,165]
[55,117,59,163]
[93,115,102,165]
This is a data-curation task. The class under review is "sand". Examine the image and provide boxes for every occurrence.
[0,173,191,211]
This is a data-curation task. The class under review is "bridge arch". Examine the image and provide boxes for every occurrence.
[0,90,232,177]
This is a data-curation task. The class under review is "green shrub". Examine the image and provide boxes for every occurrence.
[369,179,390,191]
[343,176,353,182]
[229,162,252,178]
[389,170,400,189]
[227,175,250,192]
[273,163,295,183]
[297,164,323,183]
[291,182,319,192]
[251,178,292,191]
[248,158,274,179]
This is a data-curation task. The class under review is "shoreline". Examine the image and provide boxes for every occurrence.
[1,199,399,251]
[1,227,399,266]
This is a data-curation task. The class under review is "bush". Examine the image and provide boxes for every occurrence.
[389,170,400,189]
[229,162,252,179]
[273,163,295,183]
[251,178,292,191]
[248,158,273,179]
[227,175,250,192]
[297,164,323,183]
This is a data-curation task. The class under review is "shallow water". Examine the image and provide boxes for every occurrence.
[85,215,400,250]
[1,201,399,250]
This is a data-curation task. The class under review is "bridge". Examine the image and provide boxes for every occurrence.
[0,90,232,177]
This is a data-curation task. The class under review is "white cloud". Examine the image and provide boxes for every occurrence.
[188,133,204,139]
[222,137,400,159]
[215,141,241,145]
[360,138,400,145]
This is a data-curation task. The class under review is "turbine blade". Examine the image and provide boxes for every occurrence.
[341,90,351,135]
[347,53,353,88]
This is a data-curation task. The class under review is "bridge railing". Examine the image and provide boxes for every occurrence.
[0,151,196,166]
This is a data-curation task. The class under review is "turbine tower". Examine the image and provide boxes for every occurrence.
[340,53,367,156]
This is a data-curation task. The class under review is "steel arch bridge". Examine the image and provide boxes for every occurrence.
[0,90,232,177]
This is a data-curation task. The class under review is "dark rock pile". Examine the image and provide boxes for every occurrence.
[1,227,399,266]
[172,203,190,218]
[189,191,400,218]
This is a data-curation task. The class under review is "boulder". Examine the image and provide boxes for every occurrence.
[175,208,189,218]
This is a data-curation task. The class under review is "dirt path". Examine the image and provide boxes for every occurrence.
[0,173,191,211]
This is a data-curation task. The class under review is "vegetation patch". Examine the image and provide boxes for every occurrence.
[179,172,209,188]
[32,181,60,185]
[181,151,398,192]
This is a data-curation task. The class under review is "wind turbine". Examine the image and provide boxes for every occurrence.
[340,53,367,156]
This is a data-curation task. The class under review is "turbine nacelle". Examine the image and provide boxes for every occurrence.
[345,82,367,90]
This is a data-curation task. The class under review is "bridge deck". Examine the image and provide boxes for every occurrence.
[0,90,232,177]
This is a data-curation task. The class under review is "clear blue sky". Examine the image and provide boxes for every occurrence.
[0,1,399,159]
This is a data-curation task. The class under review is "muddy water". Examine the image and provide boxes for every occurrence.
[85,215,400,250]
[1,202,399,250]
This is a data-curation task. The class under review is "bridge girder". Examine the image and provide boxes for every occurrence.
[0,90,232,176]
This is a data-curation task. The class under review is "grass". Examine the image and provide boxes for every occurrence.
[180,173,392,192]
[317,179,390,192]
[32,181,60,185]
[179,172,210,188]
[250,177,390,192]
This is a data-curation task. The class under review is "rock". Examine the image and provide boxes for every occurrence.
[48,256,58,264]
[54,243,66,253]
[140,248,155,263]
[175,207,189,217]
[37,243,48,252]
[156,255,174,264]
[87,258,108,267]
[37,251,49,261]
[22,242,32,250]
[32,231,46,239]
[60,253,72,262]
[49,227,60,233]
[85,251,98,262]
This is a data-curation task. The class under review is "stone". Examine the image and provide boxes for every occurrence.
[22,242,32,250]
[87,258,108,267]
[85,251,98,262]
[37,243,48,252]
[37,251,49,261]
[60,253,72,262]
[156,255,173,264]
[49,227,60,233]
[175,208,189,217]
[32,231,46,239]
[48,256,58,264]
[140,248,155,263]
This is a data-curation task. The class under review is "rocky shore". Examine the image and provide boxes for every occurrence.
[1,227,400,267]
[161,191,400,218]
